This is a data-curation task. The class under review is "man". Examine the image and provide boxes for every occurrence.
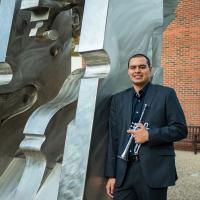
[105,54,188,200]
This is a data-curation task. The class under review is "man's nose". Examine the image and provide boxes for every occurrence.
[135,66,141,72]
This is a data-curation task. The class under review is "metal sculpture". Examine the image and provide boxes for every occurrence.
[0,0,178,199]
[0,0,84,199]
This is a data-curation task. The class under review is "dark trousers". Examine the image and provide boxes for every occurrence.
[113,161,168,200]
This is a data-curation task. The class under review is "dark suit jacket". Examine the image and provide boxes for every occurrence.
[105,83,188,188]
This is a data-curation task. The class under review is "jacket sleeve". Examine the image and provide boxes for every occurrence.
[104,96,119,178]
[148,88,188,146]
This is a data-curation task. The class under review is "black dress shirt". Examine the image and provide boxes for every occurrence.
[129,82,150,155]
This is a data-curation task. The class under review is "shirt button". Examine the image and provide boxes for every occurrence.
[136,111,139,114]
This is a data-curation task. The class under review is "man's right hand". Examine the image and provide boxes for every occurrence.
[106,178,116,198]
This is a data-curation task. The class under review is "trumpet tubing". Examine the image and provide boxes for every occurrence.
[118,104,148,161]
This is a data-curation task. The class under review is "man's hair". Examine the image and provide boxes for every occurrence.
[128,54,151,68]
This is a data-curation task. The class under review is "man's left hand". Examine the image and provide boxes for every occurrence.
[127,123,149,144]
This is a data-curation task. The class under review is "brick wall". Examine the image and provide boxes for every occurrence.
[161,0,200,126]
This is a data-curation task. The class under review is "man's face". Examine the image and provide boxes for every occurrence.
[128,56,151,87]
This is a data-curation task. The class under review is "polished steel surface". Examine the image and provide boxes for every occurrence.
[30,9,50,22]
[21,0,40,10]
[0,75,12,85]
[78,0,109,52]
[0,1,75,199]
[0,158,25,200]
[58,1,110,199]
[0,0,16,63]
[29,21,44,36]
[14,68,84,199]
[35,164,62,200]
[58,78,101,200]
[0,62,13,85]
[21,0,50,37]
[24,68,84,135]
[84,64,110,78]
[14,152,46,200]
[80,50,110,67]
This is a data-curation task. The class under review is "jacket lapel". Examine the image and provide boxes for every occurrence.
[142,83,157,123]
[124,88,134,129]
[144,83,156,108]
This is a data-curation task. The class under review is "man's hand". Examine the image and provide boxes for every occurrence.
[127,123,149,144]
[106,178,116,198]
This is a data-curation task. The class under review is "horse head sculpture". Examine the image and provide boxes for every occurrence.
[0,0,84,175]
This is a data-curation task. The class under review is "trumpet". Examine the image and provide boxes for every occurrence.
[133,122,149,155]
[118,104,148,161]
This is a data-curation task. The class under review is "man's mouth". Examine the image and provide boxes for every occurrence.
[133,75,142,79]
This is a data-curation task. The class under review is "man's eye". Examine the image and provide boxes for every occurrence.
[131,67,136,70]
[139,65,147,69]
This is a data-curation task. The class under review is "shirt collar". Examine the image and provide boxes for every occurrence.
[133,82,150,98]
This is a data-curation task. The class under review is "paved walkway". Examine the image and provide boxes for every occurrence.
[168,150,200,200]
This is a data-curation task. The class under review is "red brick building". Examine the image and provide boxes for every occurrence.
[161,0,200,127]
